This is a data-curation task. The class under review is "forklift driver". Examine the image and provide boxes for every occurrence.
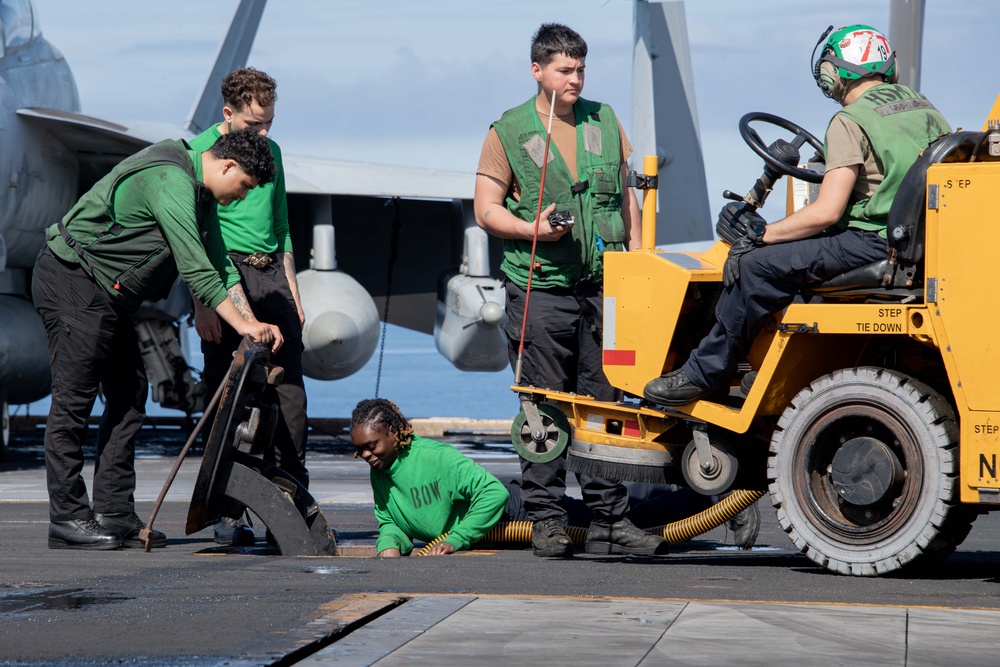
[643,24,951,407]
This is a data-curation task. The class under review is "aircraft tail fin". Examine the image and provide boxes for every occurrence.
[889,0,925,91]
[631,0,713,244]
[185,0,268,135]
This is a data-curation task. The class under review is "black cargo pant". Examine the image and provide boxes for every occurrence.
[202,252,308,488]
[684,228,889,388]
[503,479,713,527]
[504,281,629,523]
[32,249,147,521]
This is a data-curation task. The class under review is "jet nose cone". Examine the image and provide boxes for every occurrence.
[479,302,504,327]
[307,311,360,356]
[299,269,380,381]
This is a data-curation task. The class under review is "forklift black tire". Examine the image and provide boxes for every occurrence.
[768,367,976,576]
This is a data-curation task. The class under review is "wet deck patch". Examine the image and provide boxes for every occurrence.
[0,587,130,614]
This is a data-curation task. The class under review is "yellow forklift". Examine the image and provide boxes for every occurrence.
[511,101,1000,576]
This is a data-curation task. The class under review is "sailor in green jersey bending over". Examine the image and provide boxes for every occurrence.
[33,129,282,550]
[350,399,509,557]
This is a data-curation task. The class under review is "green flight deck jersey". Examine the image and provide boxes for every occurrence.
[44,139,240,313]
[828,83,951,237]
[492,97,627,290]
[370,436,509,555]
[189,124,291,254]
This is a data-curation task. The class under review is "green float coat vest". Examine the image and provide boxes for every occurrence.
[828,83,951,237]
[492,97,626,289]
[46,140,212,313]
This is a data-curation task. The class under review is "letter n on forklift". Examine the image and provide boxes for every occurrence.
[981,453,998,480]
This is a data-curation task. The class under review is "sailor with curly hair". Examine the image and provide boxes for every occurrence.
[350,398,509,557]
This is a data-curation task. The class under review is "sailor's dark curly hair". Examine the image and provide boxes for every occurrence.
[221,67,277,111]
[531,23,587,67]
[208,128,276,185]
[351,398,415,453]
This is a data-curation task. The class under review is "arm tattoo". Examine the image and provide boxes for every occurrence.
[227,284,254,321]
[279,251,295,276]
[278,251,303,304]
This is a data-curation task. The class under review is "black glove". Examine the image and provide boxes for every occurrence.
[722,226,766,288]
[716,202,766,246]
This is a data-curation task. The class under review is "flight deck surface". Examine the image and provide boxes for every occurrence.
[1,428,998,665]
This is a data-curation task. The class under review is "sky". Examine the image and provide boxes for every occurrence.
[37,0,1000,220]
[20,0,1000,418]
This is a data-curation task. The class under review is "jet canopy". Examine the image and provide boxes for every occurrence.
[0,0,39,56]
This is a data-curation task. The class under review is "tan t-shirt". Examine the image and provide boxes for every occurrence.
[476,104,633,202]
[825,114,881,203]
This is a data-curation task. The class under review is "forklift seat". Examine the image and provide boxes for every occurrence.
[806,131,987,301]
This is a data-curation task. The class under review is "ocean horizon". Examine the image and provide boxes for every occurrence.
[302,324,519,421]
[17,324,520,423]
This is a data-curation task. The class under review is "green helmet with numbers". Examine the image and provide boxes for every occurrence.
[811,24,898,101]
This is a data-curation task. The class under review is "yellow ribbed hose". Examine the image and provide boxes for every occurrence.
[414,489,765,556]
[647,488,764,543]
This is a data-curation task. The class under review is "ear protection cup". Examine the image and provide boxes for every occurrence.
[818,61,845,101]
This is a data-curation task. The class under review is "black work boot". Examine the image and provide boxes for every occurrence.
[531,517,573,558]
[726,503,761,550]
[96,512,167,549]
[214,517,255,546]
[643,368,724,406]
[48,517,123,550]
[585,517,669,556]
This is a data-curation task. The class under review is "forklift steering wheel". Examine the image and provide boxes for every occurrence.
[739,112,825,184]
